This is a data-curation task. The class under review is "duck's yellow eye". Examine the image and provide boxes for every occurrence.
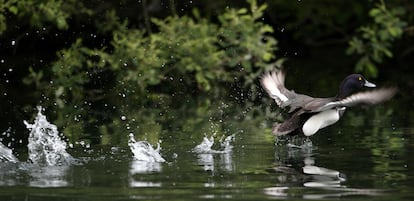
[358,76,362,81]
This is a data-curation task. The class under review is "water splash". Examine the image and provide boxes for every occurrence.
[0,142,18,163]
[24,106,74,166]
[128,134,165,162]
[220,134,234,153]
[193,134,235,173]
[192,136,215,154]
[192,134,235,154]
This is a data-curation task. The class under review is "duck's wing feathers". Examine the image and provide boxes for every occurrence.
[261,70,314,112]
[318,87,397,111]
[260,70,290,106]
[302,98,335,113]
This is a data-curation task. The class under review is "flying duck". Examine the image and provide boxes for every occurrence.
[261,69,397,136]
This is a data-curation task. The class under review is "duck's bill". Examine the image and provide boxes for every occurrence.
[364,80,376,87]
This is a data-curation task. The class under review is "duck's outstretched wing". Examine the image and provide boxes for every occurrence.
[261,70,313,112]
[318,87,398,111]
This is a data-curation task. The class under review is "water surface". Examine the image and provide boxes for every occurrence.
[0,110,413,201]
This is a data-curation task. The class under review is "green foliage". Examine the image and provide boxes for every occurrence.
[22,0,281,143]
[218,0,280,86]
[0,0,91,34]
[347,0,407,77]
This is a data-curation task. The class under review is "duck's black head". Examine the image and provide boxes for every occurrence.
[337,74,376,99]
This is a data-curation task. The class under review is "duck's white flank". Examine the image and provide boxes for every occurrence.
[261,73,288,103]
[302,108,344,136]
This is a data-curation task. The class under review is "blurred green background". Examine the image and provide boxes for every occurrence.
[0,0,413,146]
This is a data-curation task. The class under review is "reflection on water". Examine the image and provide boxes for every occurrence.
[129,160,162,187]
[128,134,165,187]
[267,137,386,199]
[264,186,385,199]
[130,160,162,174]
[302,157,346,188]
[0,163,20,186]
[27,165,70,187]
[0,162,71,188]
[192,135,235,191]
[0,106,411,200]
[197,153,215,172]
[193,135,235,173]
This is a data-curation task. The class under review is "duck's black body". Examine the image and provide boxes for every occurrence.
[261,69,397,136]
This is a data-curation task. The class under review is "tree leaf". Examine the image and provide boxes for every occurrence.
[8,6,18,15]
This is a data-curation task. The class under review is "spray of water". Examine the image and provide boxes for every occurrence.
[0,142,18,163]
[128,134,165,162]
[24,106,74,166]
[192,134,235,173]
[192,134,235,154]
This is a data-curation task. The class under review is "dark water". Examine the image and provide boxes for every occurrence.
[1,0,414,198]
[1,65,413,200]
[0,112,413,201]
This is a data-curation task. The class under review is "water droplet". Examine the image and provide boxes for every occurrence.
[121,116,127,121]
[11,40,15,46]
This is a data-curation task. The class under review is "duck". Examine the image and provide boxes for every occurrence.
[260,69,397,136]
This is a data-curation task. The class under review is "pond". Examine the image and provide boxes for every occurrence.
[1,0,413,199]
[0,102,413,201]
